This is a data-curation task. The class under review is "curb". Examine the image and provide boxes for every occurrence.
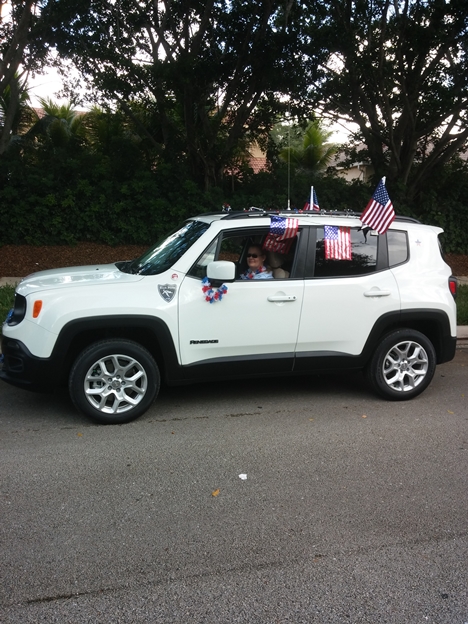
[0,277,22,287]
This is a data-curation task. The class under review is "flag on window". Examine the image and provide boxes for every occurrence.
[270,215,299,240]
[324,225,352,260]
[263,216,299,253]
[360,178,395,234]
[263,235,294,254]
[303,187,320,212]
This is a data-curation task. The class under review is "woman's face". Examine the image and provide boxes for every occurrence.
[247,246,265,272]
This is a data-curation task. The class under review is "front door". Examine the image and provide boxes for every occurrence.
[178,228,304,375]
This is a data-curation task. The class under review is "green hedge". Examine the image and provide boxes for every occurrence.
[0,148,218,245]
[1,140,468,251]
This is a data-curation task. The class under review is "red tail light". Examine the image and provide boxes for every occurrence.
[449,277,458,298]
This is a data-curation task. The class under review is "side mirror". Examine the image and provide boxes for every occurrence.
[207,261,236,283]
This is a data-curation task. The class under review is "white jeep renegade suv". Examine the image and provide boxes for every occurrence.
[1,210,458,424]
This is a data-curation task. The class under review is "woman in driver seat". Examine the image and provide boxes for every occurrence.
[240,245,273,280]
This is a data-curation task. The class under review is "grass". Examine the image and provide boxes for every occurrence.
[457,284,468,325]
[0,284,16,330]
[1,283,468,337]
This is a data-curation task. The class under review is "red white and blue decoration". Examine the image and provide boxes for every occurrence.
[360,177,395,234]
[201,277,228,303]
[263,215,299,253]
[240,265,271,279]
[303,186,320,212]
[324,225,352,260]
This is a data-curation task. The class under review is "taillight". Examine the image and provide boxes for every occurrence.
[449,276,457,299]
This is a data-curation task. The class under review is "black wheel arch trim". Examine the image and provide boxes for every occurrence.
[354,308,456,364]
[396,309,456,363]
[361,308,455,364]
[54,315,181,381]
[0,315,181,392]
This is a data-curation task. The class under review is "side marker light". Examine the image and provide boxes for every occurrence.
[33,300,43,318]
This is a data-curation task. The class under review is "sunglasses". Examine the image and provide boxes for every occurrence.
[247,253,260,258]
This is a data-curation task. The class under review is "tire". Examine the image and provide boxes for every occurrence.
[69,339,160,424]
[366,329,436,400]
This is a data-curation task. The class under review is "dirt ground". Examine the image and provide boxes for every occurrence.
[0,243,148,277]
[1,242,468,277]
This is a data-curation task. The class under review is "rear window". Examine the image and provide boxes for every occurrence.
[387,230,409,267]
[314,227,378,277]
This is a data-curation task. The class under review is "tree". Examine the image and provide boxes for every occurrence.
[0,1,53,153]
[0,75,34,144]
[312,0,468,201]
[46,0,324,189]
[279,119,337,174]
[27,97,87,148]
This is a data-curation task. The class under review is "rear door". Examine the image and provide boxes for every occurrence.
[295,226,400,368]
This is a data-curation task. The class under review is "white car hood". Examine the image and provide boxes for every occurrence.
[16,263,144,296]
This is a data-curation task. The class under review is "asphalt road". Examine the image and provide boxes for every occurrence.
[1,352,467,623]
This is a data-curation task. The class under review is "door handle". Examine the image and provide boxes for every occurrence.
[267,295,297,302]
[364,289,391,297]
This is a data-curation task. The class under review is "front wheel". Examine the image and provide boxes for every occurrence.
[366,329,436,400]
[69,339,160,424]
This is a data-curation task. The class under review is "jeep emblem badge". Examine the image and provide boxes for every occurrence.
[158,284,177,303]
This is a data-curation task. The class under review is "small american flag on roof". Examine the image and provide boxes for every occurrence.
[360,178,395,234]
[303,187,320,212]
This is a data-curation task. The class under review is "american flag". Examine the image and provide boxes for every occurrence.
[324,225,351,260]
[263,234,294,253]
[360,178,395,234]
[263,216,299,253]
[269,216,299,241]
[303,187,320,212]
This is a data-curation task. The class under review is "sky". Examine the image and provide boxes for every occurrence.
[28,64,89,108]
[28,67,64,106]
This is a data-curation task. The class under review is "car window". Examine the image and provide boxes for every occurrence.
[188,238,218,279]
[189,229,299,279]
[314,226,378,277]
[219,236,245,263]
[387,230,409,267]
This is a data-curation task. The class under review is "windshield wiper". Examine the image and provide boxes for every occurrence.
[116,260,140,274]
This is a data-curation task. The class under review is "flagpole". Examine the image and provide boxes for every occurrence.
[287,102,291,210]
[310,186,313,211]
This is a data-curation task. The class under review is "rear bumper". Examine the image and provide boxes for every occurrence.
[440,335,457,363]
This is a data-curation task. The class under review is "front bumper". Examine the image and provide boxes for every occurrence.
[0,336,59,392]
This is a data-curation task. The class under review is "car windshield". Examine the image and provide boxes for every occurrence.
[122,220,210,276]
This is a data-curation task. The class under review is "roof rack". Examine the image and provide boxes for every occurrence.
[218,209,421,224]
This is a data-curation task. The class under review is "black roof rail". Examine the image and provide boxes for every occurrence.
[393,215,421,224]
[221,210,269,220]
[215,209,421,224]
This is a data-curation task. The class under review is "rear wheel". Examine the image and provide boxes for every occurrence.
[366,329,436,400]
[69,339,160,424]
